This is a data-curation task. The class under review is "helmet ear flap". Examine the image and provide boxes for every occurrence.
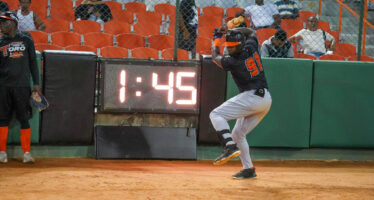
[236,32,245,50]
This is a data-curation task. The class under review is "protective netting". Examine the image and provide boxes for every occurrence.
[2,0,373,61]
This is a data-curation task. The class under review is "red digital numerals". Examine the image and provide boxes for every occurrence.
[119,71,197,105]
[245,53,263,77]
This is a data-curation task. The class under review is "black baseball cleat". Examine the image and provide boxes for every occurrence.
[213,144,241,165]
[232,168,257,179]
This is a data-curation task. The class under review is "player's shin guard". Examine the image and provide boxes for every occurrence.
[0,126,8,152]
[20,128,31,153]
[216,129,235,147]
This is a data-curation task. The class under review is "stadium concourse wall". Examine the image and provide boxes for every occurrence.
[6,55,374,160]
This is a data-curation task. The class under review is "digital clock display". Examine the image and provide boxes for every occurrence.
[99,60,200,113]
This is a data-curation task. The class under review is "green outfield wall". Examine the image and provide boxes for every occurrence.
[226,58,313,148]
[310,61,374,148]
[7,53,41,144]
[226,58,374,148]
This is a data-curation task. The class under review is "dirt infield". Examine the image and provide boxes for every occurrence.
[0,159,373,200]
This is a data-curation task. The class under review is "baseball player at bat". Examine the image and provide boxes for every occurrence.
[210,26,272,179]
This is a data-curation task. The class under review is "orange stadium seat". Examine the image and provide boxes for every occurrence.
[30,0,48,19]
[131,47,158,59]
[104,21,131,35]
[50,0,73,8]
[65,45,97,53]
[134,22,161,37]
[75,0,84,7]
[100,46,129,58]
[199,15,223,28]
[136,11,163,25]
[202,6,224,18]
[161,48,189,60]
[196,36,211,54]
[148,35,174,50]
[281,19,303,32]
[294,53,317,60]
[2,0,18,10]
[326,30,339,42]
[44,19,71,33]
[198,25,216,39]
[105,1,123,15]
[72,20,101,34]
[50,7,75,21]
[299,10,316,24]
[167,23,176,36]
[124,2,146,13]
[226,7,243,18]
[51,31,81,47]
[256,28,277,45]
[285,28,300,39]
[116,33,145,49]
[50,0,74,21]
[318,20,330,31]
[35,43,63,52]
[319,54,345,61]
[84,32,113,48]
[335,43,357,58]
[348,55,374,62]
[154,3,176,17]
[27,30,49,44]
[112,11,134,24]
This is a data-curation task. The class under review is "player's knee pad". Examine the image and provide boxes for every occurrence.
[19,120,30,129]
[0,120,9,127]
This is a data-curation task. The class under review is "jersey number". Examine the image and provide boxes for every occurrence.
[245,53,263,77]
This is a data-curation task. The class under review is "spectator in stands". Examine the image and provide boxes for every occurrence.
[75,0,113,24]
[274,0,299,19]
[236,0,281,30]
[178,0,198,58]
[261,29,293,58]
[289,16,336,58]
[15,0,46,31]
[369,1,374,11]
[0,1,8,15]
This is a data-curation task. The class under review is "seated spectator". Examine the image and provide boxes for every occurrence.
[369,1,374,11]
[274,0,299,19]
[289,16,336,58]
[15,0,46,31]
[0,1,9,15]
[261,29,293,58]
[236,0,281,30]
[75,0,113,24]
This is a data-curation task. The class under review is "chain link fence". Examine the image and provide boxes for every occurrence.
[3,0,373,61]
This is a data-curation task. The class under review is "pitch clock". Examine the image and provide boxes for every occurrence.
[98,59,200,114]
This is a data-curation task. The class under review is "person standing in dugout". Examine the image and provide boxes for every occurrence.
[0,11,40,163]
[210,25,272,179]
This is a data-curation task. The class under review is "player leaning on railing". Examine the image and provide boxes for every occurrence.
[209,24,272,179]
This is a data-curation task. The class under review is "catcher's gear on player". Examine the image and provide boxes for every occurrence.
[29,91,49,111]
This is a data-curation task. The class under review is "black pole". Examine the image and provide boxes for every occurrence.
[173,0,181,61]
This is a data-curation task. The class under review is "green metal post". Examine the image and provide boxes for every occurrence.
[173,0,180,61]
[357,0,365,61]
